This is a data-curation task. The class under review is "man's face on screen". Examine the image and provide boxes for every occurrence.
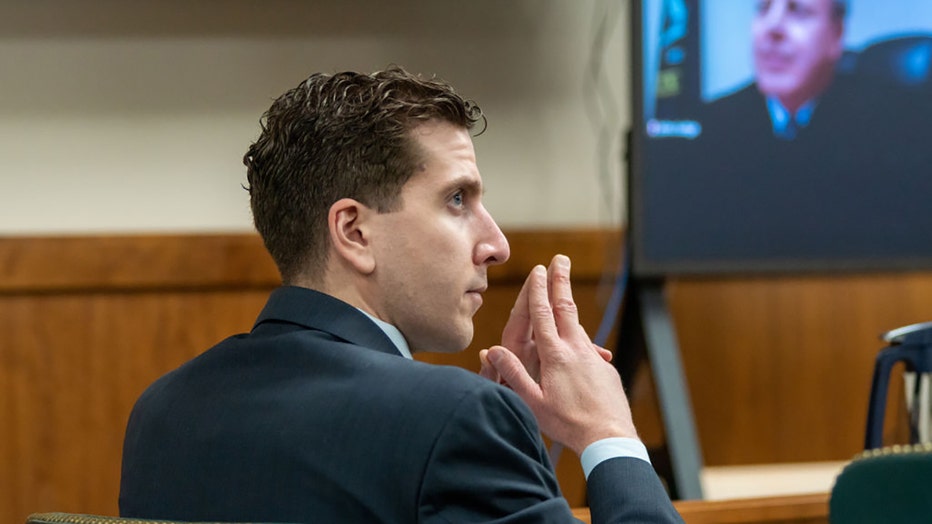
[752,0,843,113]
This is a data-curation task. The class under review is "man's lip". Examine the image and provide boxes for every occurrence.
[467,289,484,308]
[756,50,792,68]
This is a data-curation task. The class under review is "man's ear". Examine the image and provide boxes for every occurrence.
[830,22,845,59]
[328,198,376,275]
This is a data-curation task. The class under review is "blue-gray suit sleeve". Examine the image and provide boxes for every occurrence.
[417,382,681,523]
[588,457,685,524]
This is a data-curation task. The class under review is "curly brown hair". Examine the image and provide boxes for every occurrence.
[243,66,484,284]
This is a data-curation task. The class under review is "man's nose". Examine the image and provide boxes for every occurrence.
[760,1,789,32]
[474,206,510,267]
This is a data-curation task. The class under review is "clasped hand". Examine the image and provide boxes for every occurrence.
[479,254,638,455]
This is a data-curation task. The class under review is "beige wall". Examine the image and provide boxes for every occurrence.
[0,0,630,234]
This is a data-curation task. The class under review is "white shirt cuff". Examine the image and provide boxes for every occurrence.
[579,437,651,479]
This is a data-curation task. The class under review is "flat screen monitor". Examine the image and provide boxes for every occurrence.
[630,0,932,276]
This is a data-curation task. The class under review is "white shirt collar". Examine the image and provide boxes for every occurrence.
[356,308,413,359]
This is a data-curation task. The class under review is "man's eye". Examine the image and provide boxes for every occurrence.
[451,191,464,207]
[786,1,814,16]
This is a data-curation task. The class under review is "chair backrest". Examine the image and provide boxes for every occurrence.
[26,513,283,524]
[27,514,194,524]
[864,321,932,449]
[829,443,932,523]
[855,34,932,89]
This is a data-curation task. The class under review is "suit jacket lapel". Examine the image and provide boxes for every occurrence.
[253,286,402,357]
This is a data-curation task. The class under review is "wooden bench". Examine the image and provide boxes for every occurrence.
[572,492,829,524]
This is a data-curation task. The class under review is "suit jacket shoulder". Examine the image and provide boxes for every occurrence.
[121,286,681,524]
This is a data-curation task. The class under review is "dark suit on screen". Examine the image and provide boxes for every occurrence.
[120,286,681,523]
[641,73,932,269]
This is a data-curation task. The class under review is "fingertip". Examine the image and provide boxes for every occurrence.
[598,346,614,362]
[486,345,504,364]
[554,254,570,270]
[487,345,520,371]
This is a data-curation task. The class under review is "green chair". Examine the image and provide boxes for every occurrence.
[829,443,932,523]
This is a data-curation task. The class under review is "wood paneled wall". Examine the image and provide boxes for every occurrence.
[1,230,925,522]
[0,231,618,520]
[670,274,922,465]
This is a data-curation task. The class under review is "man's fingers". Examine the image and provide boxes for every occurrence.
[478,349,501,382]
[548,255,581,337]
[595,344,613,363]
[487,346,542,404]
[501,268,534,349]
[526,265,560,346]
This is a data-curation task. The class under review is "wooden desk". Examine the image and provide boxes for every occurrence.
[572,493,829,523]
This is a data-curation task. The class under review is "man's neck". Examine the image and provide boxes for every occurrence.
[355,309,413,359]
[287,275,414,359]
[302,268,416,353]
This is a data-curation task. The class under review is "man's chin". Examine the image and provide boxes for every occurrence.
[757,81,803,100]
[757,78,788,95]
[410,328,474,355]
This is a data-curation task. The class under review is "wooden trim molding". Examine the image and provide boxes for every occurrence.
[0,234,278,292]
[572,493,830,523]
[0,229,623,293]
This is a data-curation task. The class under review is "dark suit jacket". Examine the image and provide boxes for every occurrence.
[120,286,681,523]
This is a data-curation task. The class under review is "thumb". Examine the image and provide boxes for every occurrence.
[478,349,501,382]
[594,344,613,363]
[487,346,542,404]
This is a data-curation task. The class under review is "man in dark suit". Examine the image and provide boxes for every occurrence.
[643,0,932,266]
[693,0,851,147]
[746,0,847,139]
[119,67,682,523]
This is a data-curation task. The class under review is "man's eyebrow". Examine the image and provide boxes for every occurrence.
[442,175,485,196]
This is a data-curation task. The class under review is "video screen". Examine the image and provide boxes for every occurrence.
[631,0,932,276]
